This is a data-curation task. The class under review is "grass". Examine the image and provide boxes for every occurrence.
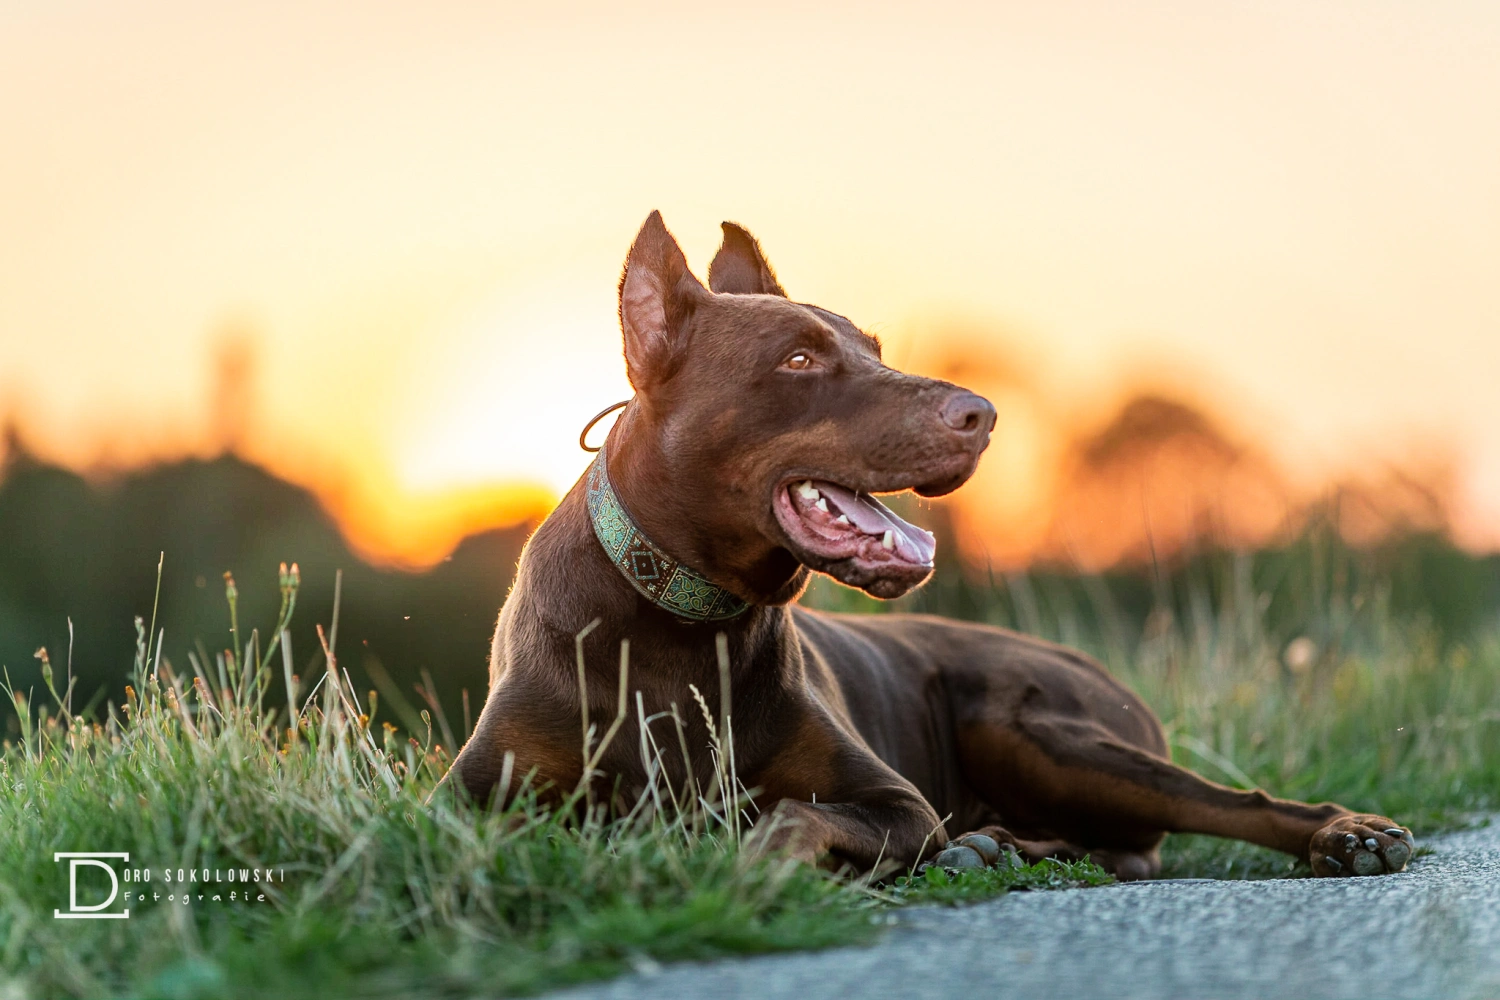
[1103,577,1499,875]
[886,857,1114,906]
[3,533,1499,996]
[0,569,1105,999]
[0,576,872,998]
[1142,619,1500,876]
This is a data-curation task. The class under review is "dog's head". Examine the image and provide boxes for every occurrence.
[606,212,994,603]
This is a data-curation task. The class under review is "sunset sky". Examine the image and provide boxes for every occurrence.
[2,0,1498,566]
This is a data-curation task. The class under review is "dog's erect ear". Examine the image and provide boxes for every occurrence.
[707,222,787,297]
[618,211,707,390]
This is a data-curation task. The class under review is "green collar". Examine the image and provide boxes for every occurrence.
[585,450,749,622]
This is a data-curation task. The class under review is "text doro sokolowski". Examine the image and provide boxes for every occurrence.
[55,852,287,919]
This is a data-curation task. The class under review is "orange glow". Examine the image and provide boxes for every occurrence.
[316,476,553,570]
[2,1,1499,568]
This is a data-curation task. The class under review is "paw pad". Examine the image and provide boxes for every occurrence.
[1314,816,1416,878]
[930,845,986,870]
[955,834,1002,865]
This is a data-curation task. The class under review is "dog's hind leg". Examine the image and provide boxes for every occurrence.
[955,712,1413,878]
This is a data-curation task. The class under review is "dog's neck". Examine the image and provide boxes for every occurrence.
[601,408,809,607]
[513,470,805,696]
[585,448,749,622]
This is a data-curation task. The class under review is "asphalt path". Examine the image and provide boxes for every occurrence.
[556,821,1500,1000]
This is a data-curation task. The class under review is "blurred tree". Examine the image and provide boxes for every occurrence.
[0,444,528,742]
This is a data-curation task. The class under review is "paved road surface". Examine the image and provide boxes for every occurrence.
[557,821,1500,1000]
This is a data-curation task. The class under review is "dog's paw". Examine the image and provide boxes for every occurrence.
[921,829,1022,872]
[1310,814,1414,876]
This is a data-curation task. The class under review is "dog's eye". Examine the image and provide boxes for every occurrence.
[783,352,814,371]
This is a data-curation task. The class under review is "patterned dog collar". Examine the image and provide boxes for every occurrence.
[585,450,750,622]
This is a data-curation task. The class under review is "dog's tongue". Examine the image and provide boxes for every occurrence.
[814,481,937,565]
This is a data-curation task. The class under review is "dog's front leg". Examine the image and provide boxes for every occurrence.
[748,788,944,873]
[745,721,945,873]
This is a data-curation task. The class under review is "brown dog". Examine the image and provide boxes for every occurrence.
[450,212,1413,880]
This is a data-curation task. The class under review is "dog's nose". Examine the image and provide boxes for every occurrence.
[939,391,997,436]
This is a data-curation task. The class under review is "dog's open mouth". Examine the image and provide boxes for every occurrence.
[773,479,937,597]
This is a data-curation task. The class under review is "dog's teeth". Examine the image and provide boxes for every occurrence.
[835,515,850,525]
[796,481,820,501]
[881,530,895,550]
[815,498,829,513]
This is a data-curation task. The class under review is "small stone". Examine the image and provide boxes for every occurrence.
[931,846,986,870]
[1352,851,1384,875]
[956,834,1002,866]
